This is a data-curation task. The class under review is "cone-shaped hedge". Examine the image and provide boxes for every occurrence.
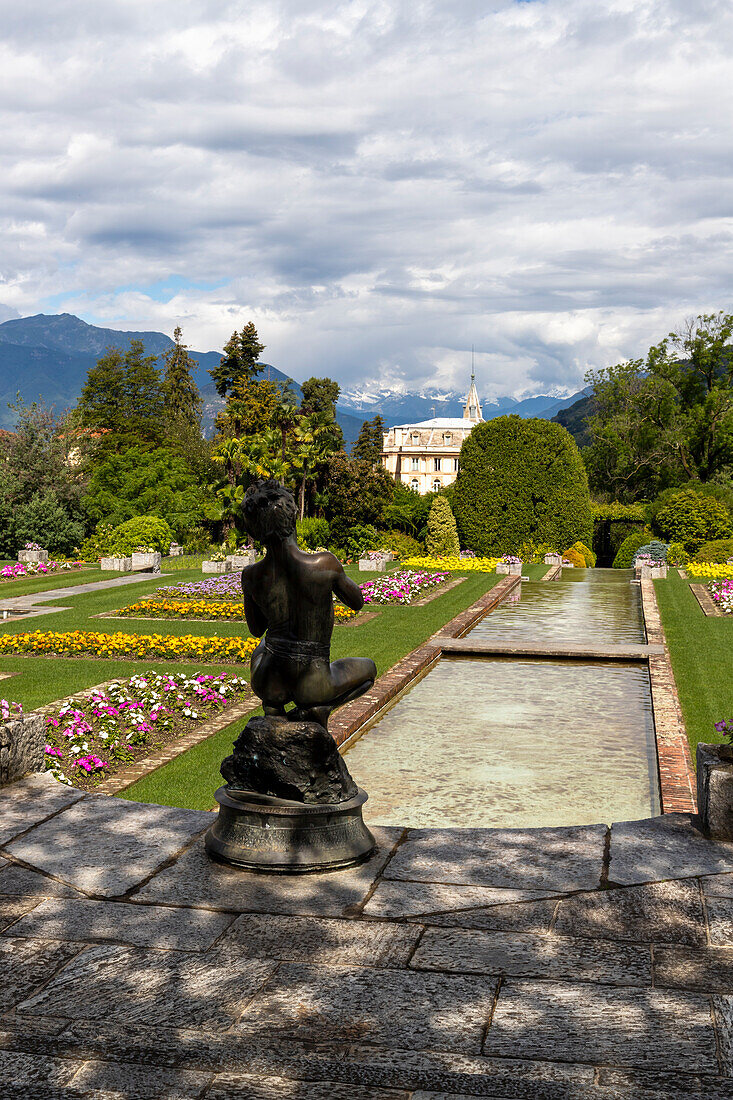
[426,495,461,557]
[453,416,592,555]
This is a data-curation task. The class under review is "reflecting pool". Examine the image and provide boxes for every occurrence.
[346,656,659,829]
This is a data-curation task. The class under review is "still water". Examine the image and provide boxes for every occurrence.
[346,656,659,829]
[468,568,644,645]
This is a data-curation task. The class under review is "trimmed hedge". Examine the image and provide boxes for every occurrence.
[563,548,586,568]
[426,496,460,557]
[569,541,596,567]
[453,417,592,555]
[653,488,732,552]
[613,530,650,568]
[694,537,733,563]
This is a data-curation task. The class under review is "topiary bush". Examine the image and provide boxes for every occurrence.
[653,488,733,553]
[613,530,651,568]
[666,542,689,567]
[694,537,733,563]
[563,547,586,568]
[453,416,592,555]
[379,528,423,559]
[632,540,669,565]
[569,541,596,567]
[110,516,174,556]
[425,496,460,557]
[296,517,331,550]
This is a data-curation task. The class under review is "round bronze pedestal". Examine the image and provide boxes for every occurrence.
[204,786,376,873]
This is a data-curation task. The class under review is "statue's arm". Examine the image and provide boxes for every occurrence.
[332,563,365,612]
[242,585,268,637]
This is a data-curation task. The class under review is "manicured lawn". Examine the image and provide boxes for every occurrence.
[654,570,733,762]
[0,567,123,599]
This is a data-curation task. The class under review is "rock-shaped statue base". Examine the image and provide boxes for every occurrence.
[221,715,358,805]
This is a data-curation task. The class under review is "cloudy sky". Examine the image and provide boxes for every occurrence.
[1,0,732,398]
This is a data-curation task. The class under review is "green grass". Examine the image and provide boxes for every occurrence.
[120,567,514,809]
[654,570,733,762]
[0,567,123,599]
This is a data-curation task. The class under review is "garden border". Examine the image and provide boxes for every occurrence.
[689,583,723,618]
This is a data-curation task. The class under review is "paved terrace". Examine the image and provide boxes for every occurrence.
[2,775,733,1098]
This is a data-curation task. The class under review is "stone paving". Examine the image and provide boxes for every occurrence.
[3,775,733,1097]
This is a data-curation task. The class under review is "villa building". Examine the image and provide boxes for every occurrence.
[381,377,483,493]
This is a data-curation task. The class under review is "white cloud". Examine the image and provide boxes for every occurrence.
[1,0,732,396]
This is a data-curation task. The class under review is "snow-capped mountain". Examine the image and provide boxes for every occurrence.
[337,386,586,426]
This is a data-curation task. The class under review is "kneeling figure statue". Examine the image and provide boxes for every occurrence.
[205,480,378,872]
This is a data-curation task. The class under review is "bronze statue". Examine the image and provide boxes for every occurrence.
[240,480,377,727]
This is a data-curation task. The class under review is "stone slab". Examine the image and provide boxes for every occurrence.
[411,928,651,986]
[5,794,213,896]
[705,895,733,946]
[236,963,498,1053]
[597,1067,733,1100]
[703,872,733,899]
[608,813,733,885]
[207,1075,407,1100]
[0,895,38,932]
[383,824,607,891]
[218,913,419,968]
[0,937,81,1012]
[553,880,707,946]
[439,638,662,660]
[0,773,84,847]
[713,995,733,1076]
[70,1059,212,1098]
[0,1050,82,1091]
[362,880,555,922]
[654,945,733,993]
[483,979,719,1072]
[136,826,401,916]
[0,714,45,785]
[7,897,236,951]
[16,943,276,1031]
[0,858,82,897]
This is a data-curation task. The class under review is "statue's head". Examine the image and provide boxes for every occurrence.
[242,480,297,543]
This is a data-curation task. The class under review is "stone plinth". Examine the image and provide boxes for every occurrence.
[131,551,162,572]
[0,715,45,786]
[100,557,132,571]
[17,550,48,564]
[640,564,667,580]
[168,543,183,557]
[544,553,562,566]
[359,558,387,571]
[697,743,733,840]
[226,552,256,569]
[202,560,231,574]
[496,562,522,575]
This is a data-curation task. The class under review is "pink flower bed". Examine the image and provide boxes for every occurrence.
[360,570,449,605]
[1,561,86,581]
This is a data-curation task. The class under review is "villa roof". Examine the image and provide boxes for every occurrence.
[391,417,473,430]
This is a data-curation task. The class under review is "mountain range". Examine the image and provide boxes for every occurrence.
[0,313,590,442]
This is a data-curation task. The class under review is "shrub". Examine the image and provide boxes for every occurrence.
[613,531,651,568]
[378,529,423,559]
[632,540,669,564]
[330,521,378,559]
[563,547,586,568]
[183,526,210,555]
[453,416,592,555]
[653,489,733,552]
[425,496,460,557]
[76,524,116,561]
[569,541,596,567]
[13,491,85,557]
[296,517,331,550]
[110,516,174,556]
[694,538,733,563]
[666,542,689,567]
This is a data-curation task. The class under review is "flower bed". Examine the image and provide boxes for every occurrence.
[0,630,258,662]
[42,671,251,789]
[401,555,499,572]
[113,598,356,622]
[1,560,87,582]
[687,563,733,581]
[709,579,733,614]
[153,575,244,600]
[361,570,449,605]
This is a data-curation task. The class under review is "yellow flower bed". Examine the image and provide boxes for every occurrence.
[686,562,733,580]
[0,630,259,662]
[401,555,499,572]
[116,598,356,622]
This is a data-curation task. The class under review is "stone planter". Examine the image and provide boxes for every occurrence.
[226,552,256,569]
[0,713,45,786]
[17,550,48,564]
[543,553,562,566]
[697,743,733,840]
[359,558,387,572]
[168,543,183,557]
[640,564,667,580]
[496,562,522,575]
[131,551,162,572]
[100,557,132,571]
[202,560,231,574]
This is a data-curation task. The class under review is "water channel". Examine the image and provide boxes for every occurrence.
[344,568,660,828]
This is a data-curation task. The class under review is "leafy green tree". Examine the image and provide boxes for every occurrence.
[162,326,202,431]
[209,322,265,398]
[300,377,340,416]
[653,488,733,552]
[215,378,283,439]
[76,340,165,451]
[352,415,385,465]
[425,496,460,556]
[84,446,204,537]
[453,416,592,554]
[12,490,85,557]
[324,452,395,534]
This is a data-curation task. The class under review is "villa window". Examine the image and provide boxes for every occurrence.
[432,478,441,492]
[443,432,452,443]
[411,432,419,443]
[434,457,441,471]
[411,457,419,470]
[469,405,476,417]
[454,458,459,472]
[410,478,419,492]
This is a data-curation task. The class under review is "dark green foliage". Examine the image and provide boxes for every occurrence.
[296,517,331,549]
[12,491,85,557]
[694,538,733,563]
[162,327,202,431]
[76,340,165,451]
[653,488,733,552]
[453,416,592,555]
[83,446,204,537]
[300,377,340,416]
[426,496,460,557]
[552,394,594,447]
[209,322,264,398]
[109,515,174,555]
[352,415,385,465]
[324,452,395,529]
[632,540,669,563]
[613,531,651,568]
[329,522,378,559]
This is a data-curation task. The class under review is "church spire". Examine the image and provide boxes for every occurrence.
[463,349,483,423]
